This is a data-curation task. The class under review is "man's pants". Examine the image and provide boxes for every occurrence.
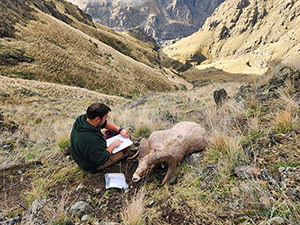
[95,129,130,171]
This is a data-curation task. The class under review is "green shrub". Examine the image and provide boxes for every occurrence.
[57,137,70,151]
[132,125,152,138]
[52,218,71,225]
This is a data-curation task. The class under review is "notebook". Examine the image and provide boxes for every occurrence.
[105,173,128,189]
[106,134,133,154]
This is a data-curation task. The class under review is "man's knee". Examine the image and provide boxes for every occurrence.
[110,151,125,162]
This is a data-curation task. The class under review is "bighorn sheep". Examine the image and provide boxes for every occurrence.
[130,121,208,186]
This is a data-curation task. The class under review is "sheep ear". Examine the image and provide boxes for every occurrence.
[139,138,150,158]
[149,154,176,186]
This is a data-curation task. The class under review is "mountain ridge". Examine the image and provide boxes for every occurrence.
[69,0,225,42]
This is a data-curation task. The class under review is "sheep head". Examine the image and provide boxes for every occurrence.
[131,138,152,182]
[131,138,176,186]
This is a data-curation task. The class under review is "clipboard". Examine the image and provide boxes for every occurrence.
[106,134,133,154]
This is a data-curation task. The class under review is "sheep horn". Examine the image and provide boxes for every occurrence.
[139,138,150,158]
[128,138,149,160]
[149,154,176,186]
[127,149,139,160]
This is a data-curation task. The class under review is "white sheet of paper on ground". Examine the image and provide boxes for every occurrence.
[106,134,133,154]
[105,173,129,189]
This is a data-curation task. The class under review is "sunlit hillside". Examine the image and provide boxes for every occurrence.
[163,0,300,75]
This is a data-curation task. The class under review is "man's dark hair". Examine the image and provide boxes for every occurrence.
[86,103,111,119]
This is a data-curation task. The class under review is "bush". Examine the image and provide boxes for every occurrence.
[57,137,70,151]
[132,125,152,138]
[207,133,246,177]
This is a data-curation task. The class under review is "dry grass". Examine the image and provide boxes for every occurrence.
[253,68,275,88]
[0,75,126,162]
[207,132,245,177]
[273,107,294,133]
[26,177,50,203]
[121,187,146,225]
[110,82,242,131]
[43,193,69,223]
[279,92,299,110]
[269,90,299,134]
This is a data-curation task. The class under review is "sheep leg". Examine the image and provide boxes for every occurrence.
[159,159,176,186]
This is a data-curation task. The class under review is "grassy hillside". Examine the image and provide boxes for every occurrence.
[1,65,299,224]
[0,0,189,96]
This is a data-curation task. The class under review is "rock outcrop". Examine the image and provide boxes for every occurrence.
[69,0,225,42]
[235,66,300,103]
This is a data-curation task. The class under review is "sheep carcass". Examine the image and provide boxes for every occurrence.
[130,121,208,186]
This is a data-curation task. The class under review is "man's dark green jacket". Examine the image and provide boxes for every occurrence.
[70,114,110,171]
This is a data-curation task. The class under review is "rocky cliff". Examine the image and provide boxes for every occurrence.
[163,0,300,75]
[69,0,225,42]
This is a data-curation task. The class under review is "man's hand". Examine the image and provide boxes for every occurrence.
[112,139,122,148]
[104,121,129,138]
[120,129,128,138]
[107,139,123,154]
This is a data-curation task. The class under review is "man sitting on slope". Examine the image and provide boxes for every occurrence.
[70,102,129,173]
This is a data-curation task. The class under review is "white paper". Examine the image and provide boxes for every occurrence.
[106,134,133,154]
[105,173,129,189]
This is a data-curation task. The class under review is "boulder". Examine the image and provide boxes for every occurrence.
[213,88,228,108]
[70,201,90,218]
[235,166,261,178]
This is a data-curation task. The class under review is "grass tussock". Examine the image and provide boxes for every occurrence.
[207,132,245,178]
[273,107,294,134]
[44,194,70,224]
[54,122,71,151]
[121,187,146,225]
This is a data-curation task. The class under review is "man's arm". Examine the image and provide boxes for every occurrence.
[105,121,128,138]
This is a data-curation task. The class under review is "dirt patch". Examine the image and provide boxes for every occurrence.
[0,156,140,222]
[0,164,41,213]
[0,148,173,223]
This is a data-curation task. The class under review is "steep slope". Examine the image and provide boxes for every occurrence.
[69,0,225,42]
[163,0,300,75]
[0,0,188,95]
